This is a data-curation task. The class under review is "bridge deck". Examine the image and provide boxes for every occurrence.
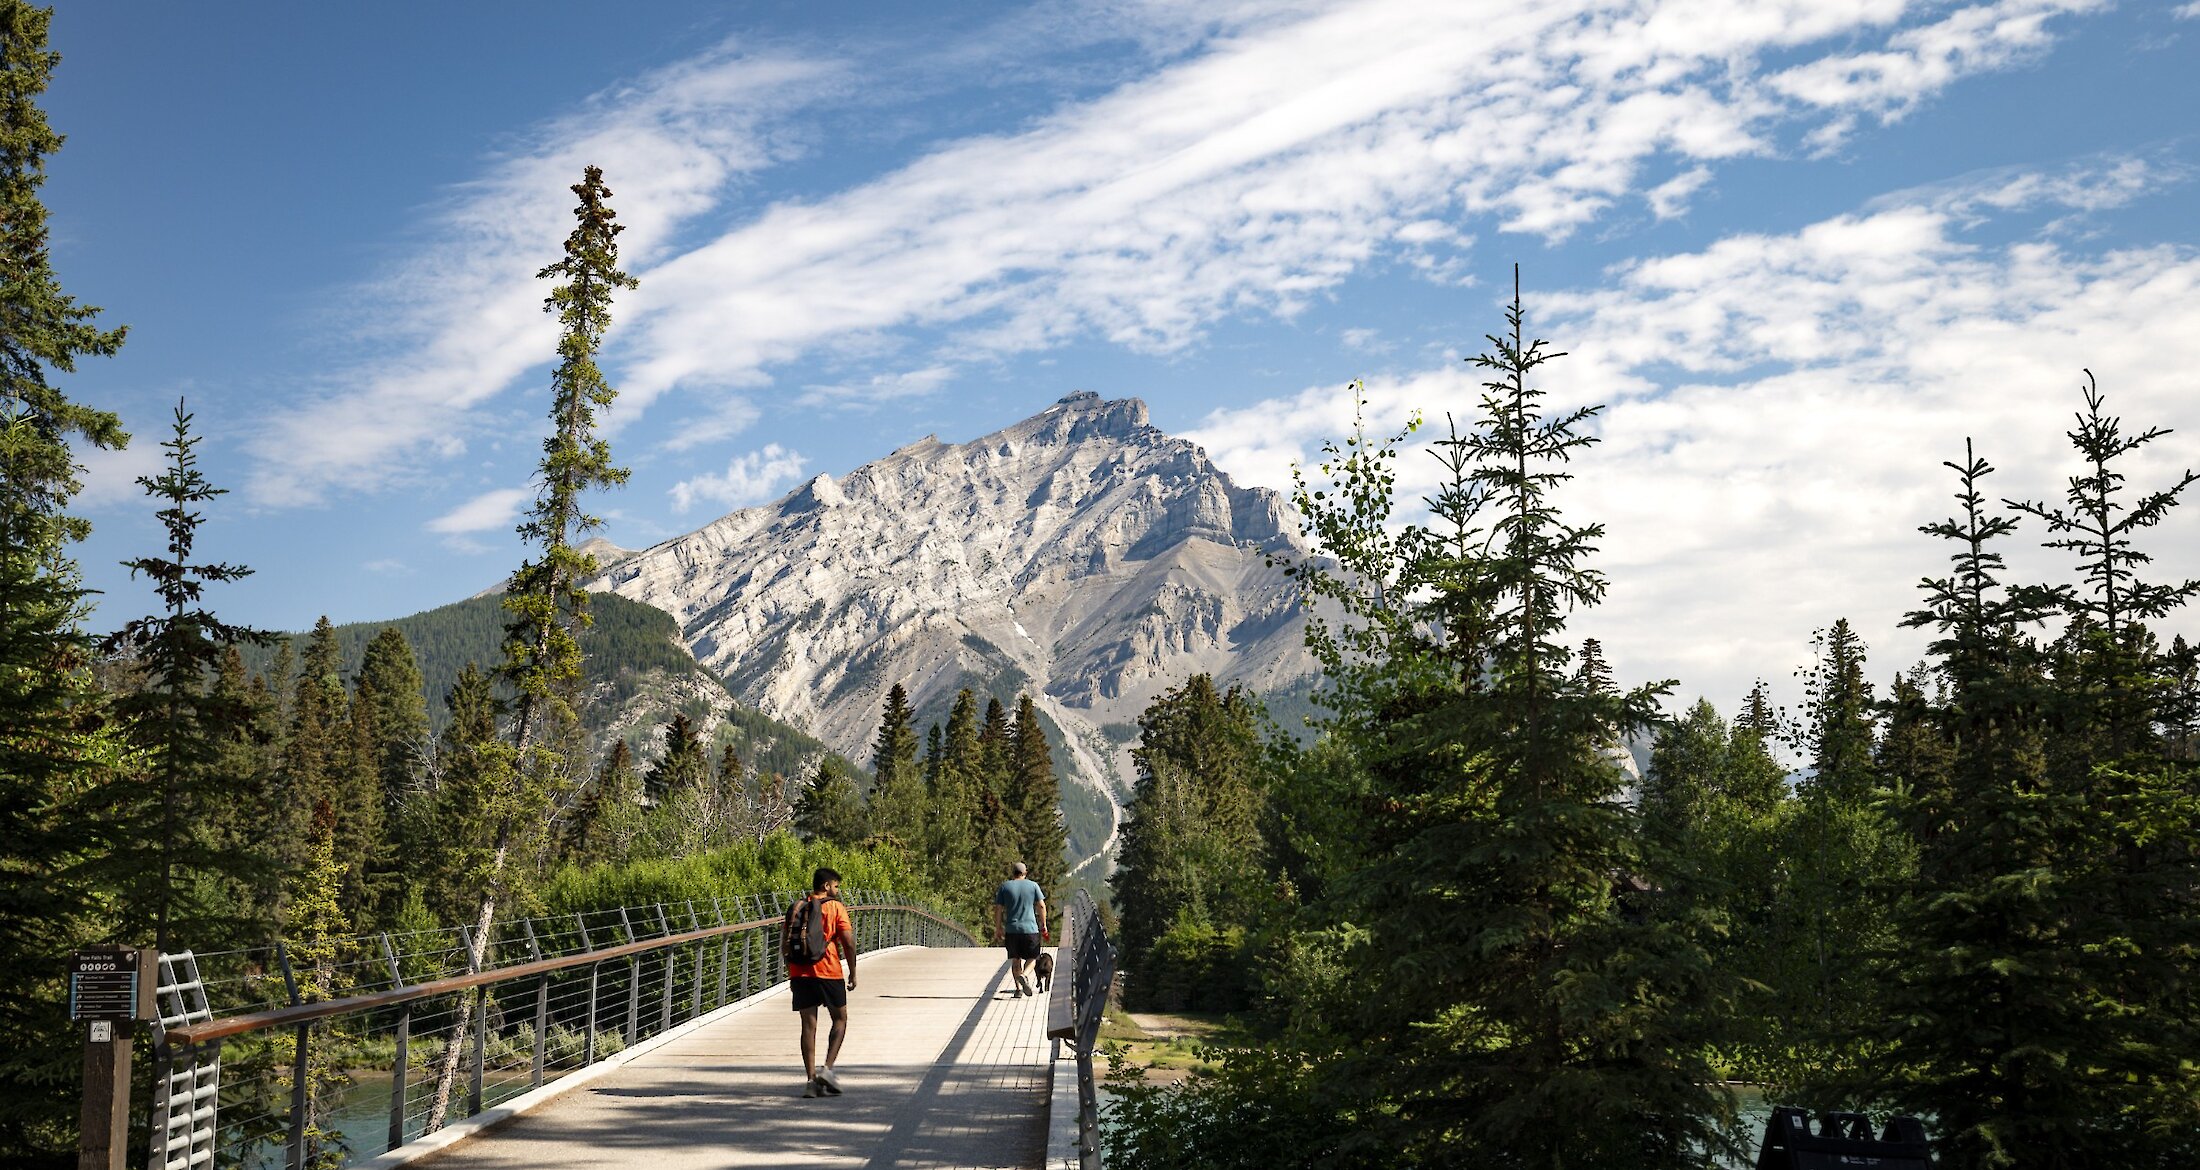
[415,949,1054,1170]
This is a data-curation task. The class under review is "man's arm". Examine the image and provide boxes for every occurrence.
[837,916,858,988]
[1037,898,1049,937]
[990,903,1003,940]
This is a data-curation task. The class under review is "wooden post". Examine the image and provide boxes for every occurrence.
[73,945,152,1170]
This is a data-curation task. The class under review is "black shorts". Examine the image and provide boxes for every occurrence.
[789,975,847,1012]
[1004,932,1042,961]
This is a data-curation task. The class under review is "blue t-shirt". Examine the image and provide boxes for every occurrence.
[993,878,1044,934]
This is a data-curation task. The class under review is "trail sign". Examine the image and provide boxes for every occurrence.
[73,946,153,1170]
[69,950,149,1022]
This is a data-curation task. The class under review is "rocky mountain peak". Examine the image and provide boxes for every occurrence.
[595,394,1322,878]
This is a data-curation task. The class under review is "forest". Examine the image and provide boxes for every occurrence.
[6,5,2198,1168]
[1097,282,2200,1167]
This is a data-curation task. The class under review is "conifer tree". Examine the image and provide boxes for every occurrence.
[86,401,267,953]
[643,712,708,804]
[1735,679,1778,739]
[794,757,867,845]
[429,166,634,1131]
[866,684,924,852]
[1006,694,1066,890]
[1866,436,2200,1164]
[0,4,133,1152]
[2008,370,2200,762]
[354,626,429,823]
[564,738,639,866]
[926,690,984,886]
[283,800,354,1170]
[1285,270,1728,1164]
[1110,675,1264,994]
[1765,619,1907,1091]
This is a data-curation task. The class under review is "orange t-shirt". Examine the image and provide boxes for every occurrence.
[786,895,854,980]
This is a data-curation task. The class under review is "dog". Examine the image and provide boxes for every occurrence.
[1033,950,1055,993]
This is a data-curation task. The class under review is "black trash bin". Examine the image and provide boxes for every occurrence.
[1754,1106,1932,1169]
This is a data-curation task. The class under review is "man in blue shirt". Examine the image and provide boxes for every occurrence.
[991,861,1048,997]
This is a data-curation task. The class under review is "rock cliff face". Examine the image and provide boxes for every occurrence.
[592,392,1322,876]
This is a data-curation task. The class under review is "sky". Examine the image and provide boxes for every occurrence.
[49,0,2200,734]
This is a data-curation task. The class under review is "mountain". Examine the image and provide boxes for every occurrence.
[592,392,1324,877]
[241,593,860,783]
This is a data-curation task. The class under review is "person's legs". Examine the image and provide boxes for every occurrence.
[824,1003,849,1069]
[799,1005,820,1080]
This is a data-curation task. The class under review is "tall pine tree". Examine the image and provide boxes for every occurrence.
[89,401,268,953]
[428,166,633,1131]
[0,3,132,1154]
[867,684,925,853]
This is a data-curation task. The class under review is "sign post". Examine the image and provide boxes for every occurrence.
[71,946,154,1170]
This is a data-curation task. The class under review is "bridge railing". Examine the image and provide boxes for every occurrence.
[149,890,972,1170]
[1045,889,1116,1170]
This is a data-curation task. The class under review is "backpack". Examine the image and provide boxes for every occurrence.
[783,896,832,966]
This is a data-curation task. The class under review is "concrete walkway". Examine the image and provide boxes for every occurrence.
[417,949,1054,1170]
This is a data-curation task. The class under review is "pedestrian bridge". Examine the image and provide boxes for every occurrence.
[409,949,1058,1170]
[149,893,1112,1170]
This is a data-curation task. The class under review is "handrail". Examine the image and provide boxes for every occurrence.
[1045,911,1077,1040]
[168,900,971,1045]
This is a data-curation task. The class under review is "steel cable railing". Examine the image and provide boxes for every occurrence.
[1044,889,1116,1170]
[148,890,971,1170]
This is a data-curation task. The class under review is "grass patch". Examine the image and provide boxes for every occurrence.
[1098,1008,1250,1074]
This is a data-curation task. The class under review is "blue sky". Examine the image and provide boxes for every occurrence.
[50,0,2200,724]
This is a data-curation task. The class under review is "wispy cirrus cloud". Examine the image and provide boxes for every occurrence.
[249,0,2113,509]
[246,42,848,507]
[669,443,809,514]
[1186,157,2200,718]
[426,487,532,537]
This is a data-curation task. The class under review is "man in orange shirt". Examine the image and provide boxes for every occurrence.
[787,867,858,1097]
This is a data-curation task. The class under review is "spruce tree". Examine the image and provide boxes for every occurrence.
[1869,436,2174,1165]
[87,401,267,953]
[283,800,354,1170]
[564,738,639,867]
[794,757,866,845]
[1765,619,1908,1093]
[926,689,984,888]
[866,684,924,853]
[1110,675,1264,999]
[430,165,633,1131]
[1006,694,1066,891]
[354,626,429,825]
[0,3,131,1153]
[642,712,708,804]
[1286,271,1730,1164]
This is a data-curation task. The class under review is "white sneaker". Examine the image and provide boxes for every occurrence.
[803,1077,821,1098]
[1016,974,1033,997]
[817,1066,842,1094]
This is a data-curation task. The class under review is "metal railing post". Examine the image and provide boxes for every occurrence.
[618,909,640,1046]
[655,905,674,1033]
[276,943,307,1170]
[459,925,484,1118]
[379,933,409,1153]
[687,903,704,1021]
[585,962,601,1067]
[523,920,547,1089]
[712,897,729,1008]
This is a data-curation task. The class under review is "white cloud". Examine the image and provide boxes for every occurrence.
[669,443,809,513]
[246,43,846,506]
[660,397,762,453]
[2175,1,2200,19]
[71,436,168,510]
[246,0,2111,507]
[798,365,956,408]
[1187,162,2200,721]
[362,558,412,576]
[426,487,533,535]
[1645,166,1712,218]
